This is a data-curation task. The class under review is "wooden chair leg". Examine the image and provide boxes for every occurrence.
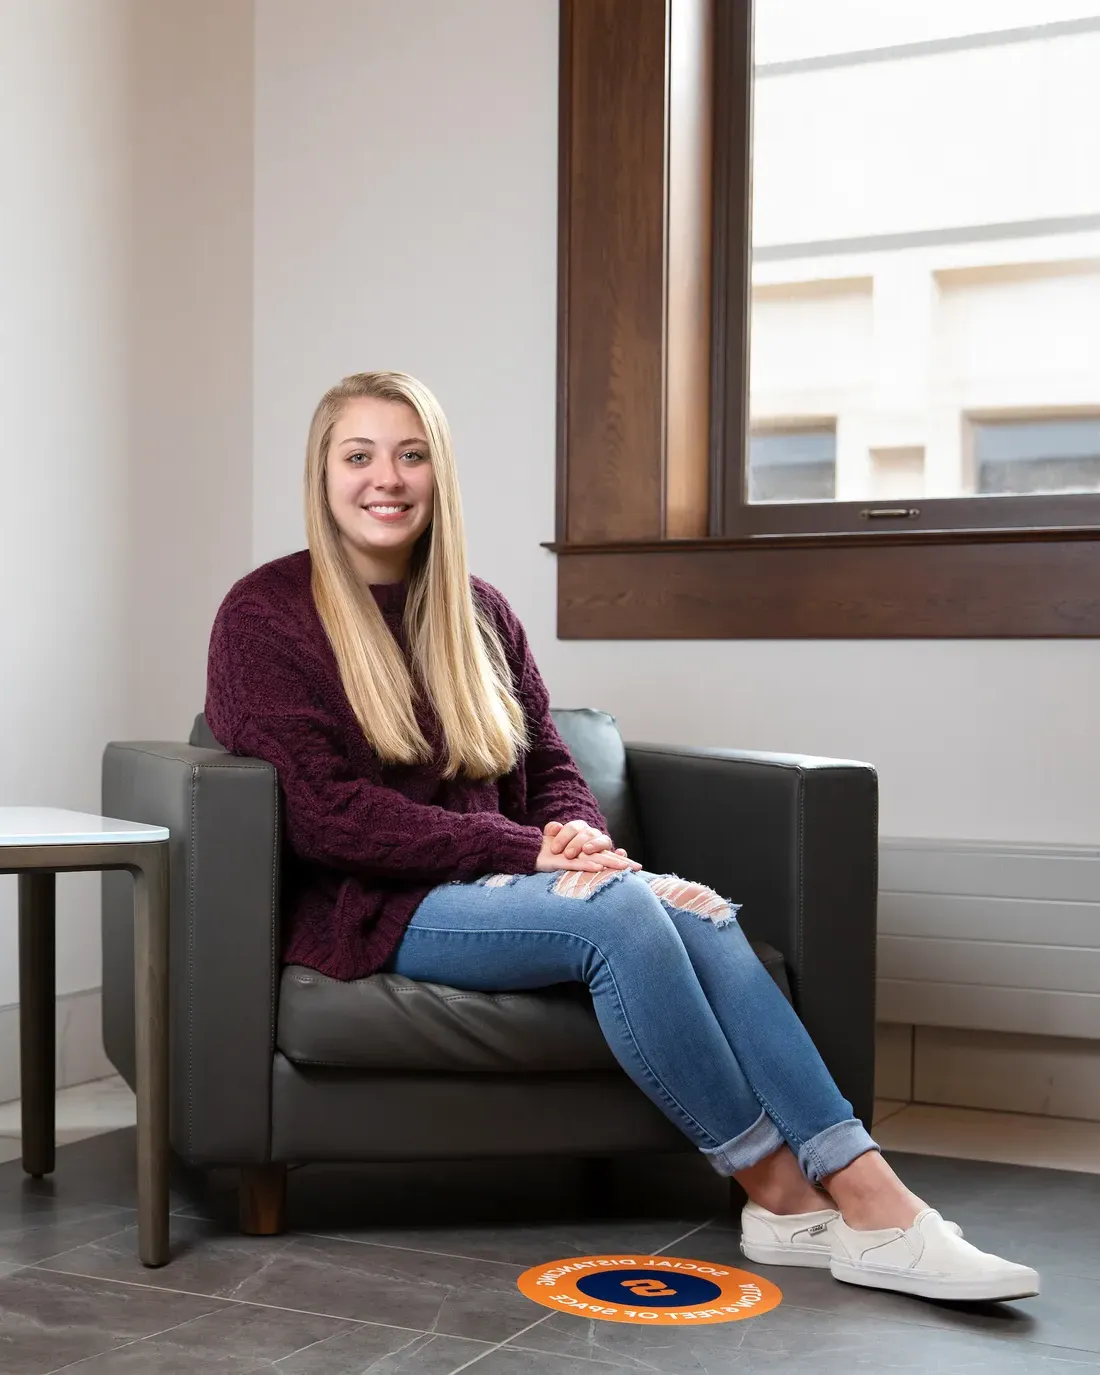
[239,1163,288,1236]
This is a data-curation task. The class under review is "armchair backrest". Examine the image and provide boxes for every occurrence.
[190,707,645,862]
[190,713,220,749]
[549,708,644,862]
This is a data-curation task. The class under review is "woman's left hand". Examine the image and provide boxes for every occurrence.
[544,820,640,869]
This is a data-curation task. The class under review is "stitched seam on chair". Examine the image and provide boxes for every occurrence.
[291,975,527,1006]
[276,1054,538,1069]
[436,993,526,1004]
[277,1054,383,1068]
[193,763,274,772]
[113,744,272,770]
[278,1056,591,1070]
[407,923,722,1146]
[266,780,280,1162]
[626,746,847,772]
[186,765,198,1159]
[796,769,805,1006]
[870,776,879,1022]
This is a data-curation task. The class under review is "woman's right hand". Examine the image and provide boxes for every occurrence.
[535,832,642,874]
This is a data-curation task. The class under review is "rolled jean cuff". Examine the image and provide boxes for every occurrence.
[797,1118,879,1183]
[701,1109,785,1177]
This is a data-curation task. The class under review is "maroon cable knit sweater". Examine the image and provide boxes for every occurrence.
[204,551,608,980]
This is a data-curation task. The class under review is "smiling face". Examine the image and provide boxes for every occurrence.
[325,396,435,584]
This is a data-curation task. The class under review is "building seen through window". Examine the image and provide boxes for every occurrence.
[747,1,1100,508]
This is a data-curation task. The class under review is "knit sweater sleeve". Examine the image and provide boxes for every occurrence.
[476,581,609,836]
[205,598,544,884]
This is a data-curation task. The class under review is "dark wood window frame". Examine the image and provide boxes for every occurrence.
[552,0,1100,638]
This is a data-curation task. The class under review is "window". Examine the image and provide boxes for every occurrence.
[554,0,1100,638]
[971,417,1100,496]
[748,426,835,502]
[727,2,1100,538]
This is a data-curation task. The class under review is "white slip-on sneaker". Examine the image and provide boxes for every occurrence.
[830,1207,1039,1302]
[740,1203,964,1272]
[740,1201,841,1269]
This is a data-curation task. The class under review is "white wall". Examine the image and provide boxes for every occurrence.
[252,0,1100,849]
[0,0,132,1005]
[123,0,254,738]
[252,0,559,600]
[0,0,253,1009]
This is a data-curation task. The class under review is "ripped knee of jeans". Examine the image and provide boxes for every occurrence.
[550,868,629,900]
[647,874,736,926]
[476,873,520,889]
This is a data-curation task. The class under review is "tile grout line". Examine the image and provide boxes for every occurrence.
[289,1214,720,1272]
[31,1256,566,1375]
[24,1263,430,1333]
[39,1296,230,1375]
[651,1217,716,1254]
[446,1313,558,1375]
[499,1343,624,1369]
[269,1318,371,1367]
[0,1072,129,1116]
[294,1229,538,1270]
[6,1219,155,1276]
[31,1254,603,1375]
[751,1292,1100,1360]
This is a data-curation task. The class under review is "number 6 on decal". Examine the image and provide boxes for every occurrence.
[621,1279,676,1297]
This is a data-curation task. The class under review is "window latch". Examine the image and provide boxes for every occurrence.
[859,507,921,520]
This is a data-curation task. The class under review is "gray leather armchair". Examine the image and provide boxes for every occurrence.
[101,709,877,1234]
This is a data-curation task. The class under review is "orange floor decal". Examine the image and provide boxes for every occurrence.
[517,1253,782,1325]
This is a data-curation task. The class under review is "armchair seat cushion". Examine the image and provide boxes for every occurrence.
[277,943,790,1073]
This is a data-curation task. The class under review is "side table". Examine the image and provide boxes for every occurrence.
[0,808,170,1267]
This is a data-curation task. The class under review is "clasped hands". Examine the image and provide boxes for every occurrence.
[535,819,643,875]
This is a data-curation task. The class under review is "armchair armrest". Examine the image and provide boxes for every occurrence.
[626,744,878,1125]
[102,741,281,1165]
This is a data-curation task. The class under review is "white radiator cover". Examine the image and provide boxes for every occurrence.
[877,839,1100,1040]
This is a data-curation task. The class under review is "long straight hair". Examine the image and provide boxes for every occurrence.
[304,371,526,778]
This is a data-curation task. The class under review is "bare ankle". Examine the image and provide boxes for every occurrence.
[823,1151,926,1231]
[735,1146,830,1217]
[746,1180,826,1215]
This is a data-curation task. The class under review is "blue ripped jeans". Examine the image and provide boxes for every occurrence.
[387,870,877,1182]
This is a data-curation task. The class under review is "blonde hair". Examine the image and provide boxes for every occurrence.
[304,370,526,779]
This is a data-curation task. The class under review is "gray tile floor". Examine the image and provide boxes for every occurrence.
[0,1132,1096,1373]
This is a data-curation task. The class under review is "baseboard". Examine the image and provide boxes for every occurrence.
[913,1025,1100,1124]
[875,1023,913,1100]
[0,987,115,1107]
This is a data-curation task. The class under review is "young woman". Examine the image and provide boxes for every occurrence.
[206,371,1037,1304]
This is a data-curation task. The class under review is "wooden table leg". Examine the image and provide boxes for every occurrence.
[132,844,170,1267]
[18,873,55,1179]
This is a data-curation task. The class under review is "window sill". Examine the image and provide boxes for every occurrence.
[548,529,1100,638]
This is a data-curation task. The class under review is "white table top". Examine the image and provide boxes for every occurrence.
[0,808,169,847]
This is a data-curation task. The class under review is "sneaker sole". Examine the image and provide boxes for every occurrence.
[830,1257,1039,1302]
[740,1237,833,1270]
